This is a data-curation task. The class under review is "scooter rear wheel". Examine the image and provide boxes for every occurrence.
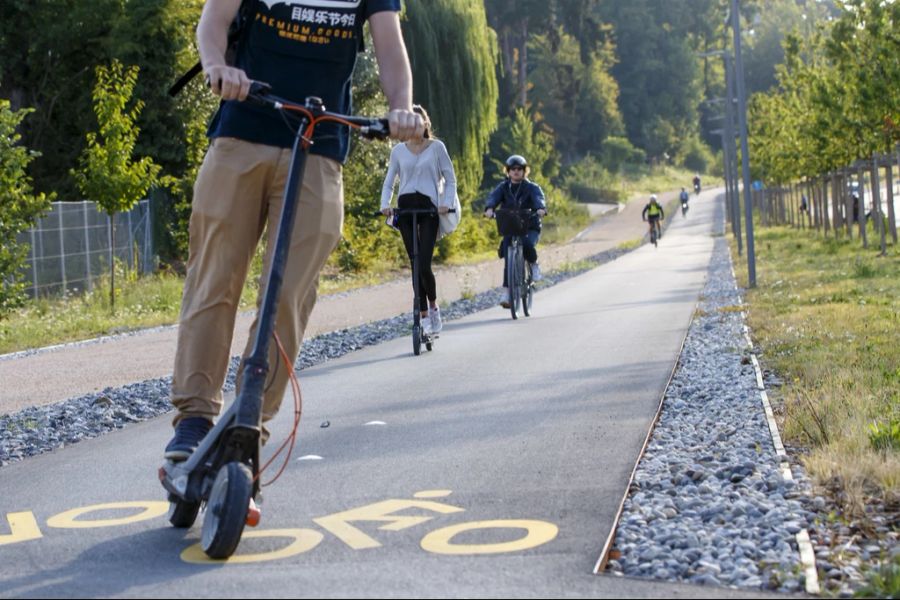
[168,495,201,529]
[201,461,253,559]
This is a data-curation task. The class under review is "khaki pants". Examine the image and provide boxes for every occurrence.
[171,137,343,429]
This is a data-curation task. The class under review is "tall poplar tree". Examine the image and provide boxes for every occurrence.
[402,0,499,197]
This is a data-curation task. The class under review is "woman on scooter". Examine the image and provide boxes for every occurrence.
[380,105,460,336]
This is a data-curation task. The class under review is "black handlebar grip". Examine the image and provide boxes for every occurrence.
[360,118,390,141]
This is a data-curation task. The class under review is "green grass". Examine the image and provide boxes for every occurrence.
[856,558,900,598]
[731,224,899,514]
[616,238,643,251]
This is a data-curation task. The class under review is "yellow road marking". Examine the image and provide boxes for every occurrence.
[181,529,324,564]
[421,519,559,555]
[0,511,43,546]
[314,498,464,549]
[46,501,169,529]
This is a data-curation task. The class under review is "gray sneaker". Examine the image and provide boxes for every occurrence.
[530,263,542,282]
[429,306,443,334]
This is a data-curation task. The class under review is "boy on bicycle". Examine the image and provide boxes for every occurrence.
[642,194,665,240]
[483,155,547,309]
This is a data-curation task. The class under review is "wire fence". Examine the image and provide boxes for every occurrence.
[16,200,155,298]
[734,149,900,255]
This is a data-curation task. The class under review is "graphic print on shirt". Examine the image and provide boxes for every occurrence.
[253,0,364,53]
[260,0,362,9]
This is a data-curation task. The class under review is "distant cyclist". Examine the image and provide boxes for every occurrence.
[483,154,547,309]
[679,187,690,214]
[692,173,702,195]
[642,194,665,240]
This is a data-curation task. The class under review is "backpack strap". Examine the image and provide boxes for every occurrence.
[168,0,254,97]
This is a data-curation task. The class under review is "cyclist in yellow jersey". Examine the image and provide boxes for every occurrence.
[642,194,665,240]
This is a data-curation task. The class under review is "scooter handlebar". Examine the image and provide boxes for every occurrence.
[246,81,390,140]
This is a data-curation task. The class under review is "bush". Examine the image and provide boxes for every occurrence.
[0,101,53,317]
[561,154,623,203]
[680,136,714,173]
[600,136,646,173]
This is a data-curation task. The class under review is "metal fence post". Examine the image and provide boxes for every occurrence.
[857,163,868,247]
[887,149,898,244]
[873,154,886,256]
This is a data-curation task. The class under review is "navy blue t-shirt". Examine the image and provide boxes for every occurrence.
[207,0,400,163]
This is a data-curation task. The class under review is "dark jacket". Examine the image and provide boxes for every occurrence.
[485,178,547,231]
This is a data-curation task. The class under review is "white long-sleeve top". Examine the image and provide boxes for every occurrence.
[380,140,458,211]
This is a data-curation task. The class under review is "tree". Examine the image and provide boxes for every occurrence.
[594,0,705,158]
[0,0,124,199]
[402,0,499,197]
[71,61,162,311]
[527,27,623,162]
[0,100,53,316]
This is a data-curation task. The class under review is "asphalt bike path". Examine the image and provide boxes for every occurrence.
[0,197,645,414]
[0,192,780,597]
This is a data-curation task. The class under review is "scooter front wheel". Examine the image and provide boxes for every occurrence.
[412,324,422,356]
[201,461,253,559]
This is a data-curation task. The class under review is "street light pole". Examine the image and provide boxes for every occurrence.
[731,0,756,287]
[723,51,742,255]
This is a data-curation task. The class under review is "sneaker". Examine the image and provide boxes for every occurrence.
[500,287,511,309]
[421,314,433,336]
[164,417,213,461]
[530,263,542,282]
[429,306,443,334]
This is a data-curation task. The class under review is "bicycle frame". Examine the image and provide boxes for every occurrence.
[494,208,536,319]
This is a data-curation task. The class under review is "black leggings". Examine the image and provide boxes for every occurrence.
[398,192,439,313]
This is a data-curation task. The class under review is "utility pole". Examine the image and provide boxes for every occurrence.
[731,0,756,287]
[723,51,742,256]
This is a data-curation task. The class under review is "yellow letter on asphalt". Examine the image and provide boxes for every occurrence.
[46,502,169,528]
[0,512,43,546]
[314,499,464,550]
[421,519,559,555]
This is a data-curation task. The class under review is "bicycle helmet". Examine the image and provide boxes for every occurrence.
[650,194,658,202]
[505,155,528,169]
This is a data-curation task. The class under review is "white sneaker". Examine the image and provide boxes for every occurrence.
[421,314,432,336]
[429,306,443,334]
[500,287,511,309]
[531,263,542,282]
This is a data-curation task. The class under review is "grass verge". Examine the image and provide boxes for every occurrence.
[730,224,899,515]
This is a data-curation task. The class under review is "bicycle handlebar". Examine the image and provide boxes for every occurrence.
[371,208,457,217]
[246,81,390,140]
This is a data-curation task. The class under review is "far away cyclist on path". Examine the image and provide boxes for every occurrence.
[642,194,665,240]
[165,0,425,460]
[380,104,460,337]
[483,155,547,309]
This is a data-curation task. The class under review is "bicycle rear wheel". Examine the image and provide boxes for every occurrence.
[522,263,533,317]
[507,246,520,319]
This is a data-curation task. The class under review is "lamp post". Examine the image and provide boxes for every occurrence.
[731,0,757,287]
[698,50,743,256]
